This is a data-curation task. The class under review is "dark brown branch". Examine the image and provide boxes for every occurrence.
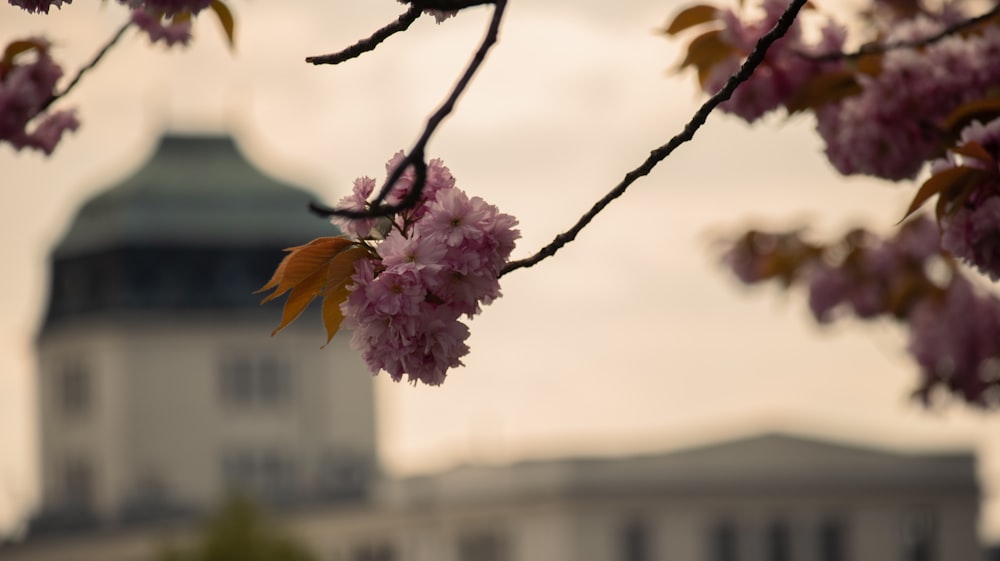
[806,3,1000,62]
[404,0,494,9]
[499,0,809,277]
[306,5,422,65]
[310,0,507,220]
[39,20,132,114]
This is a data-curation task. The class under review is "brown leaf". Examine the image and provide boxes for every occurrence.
[322,246,371,344]
[942,95,1000,138]
[271,266,327,336]
[664,4,718,36]
[210,0,236,51]
[785,70,862,113]
[900,166,988,223]
[1,39,46,74]
[257,237,352,303]
[258,237,359,336]
[950,141,994,165]
[679,29,735,72]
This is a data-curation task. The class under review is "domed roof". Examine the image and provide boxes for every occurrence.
[54,135,336,258]
[43,135,342,325]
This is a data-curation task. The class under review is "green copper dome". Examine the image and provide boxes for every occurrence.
[45,134,340,324]
[55,135,334,258]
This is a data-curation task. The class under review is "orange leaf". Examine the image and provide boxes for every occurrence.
[664,4,718,36]
[322,246,371,344]
[258,236,359,336]
[900,166,988,223]
[271,266,327,336]
[257,237,352,303]
[210,0,236,51]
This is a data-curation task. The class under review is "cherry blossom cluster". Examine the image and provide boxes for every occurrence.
[818,21,1000,180]
[723,216,1000,406]
[908,274,1000,405]
[699,0,847,123]
[0,39,79,155]
[671,0,1000,406]
[332,153,520,386]
[936,118,1000,280]
[679,1,1000,181]
[3,0,224,154]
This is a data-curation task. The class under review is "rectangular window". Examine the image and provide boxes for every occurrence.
[58,358,91,418]
[62,454,93,511]
[708,520,738,561]
[621,519,649,561]
[458,531,508,561]
[901,508,935,561]
[218,354,291,408]
[818,517,847,561]
[766,520,790,561]
[220,448,295,499]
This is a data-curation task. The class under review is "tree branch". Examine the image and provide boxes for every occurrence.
[499,0,809,277]
[310,0,507,220]
[306,5,422,65]
[806,3,1000,62]
[39,19,132,114]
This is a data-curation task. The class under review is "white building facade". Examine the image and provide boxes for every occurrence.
[3,434,983,561]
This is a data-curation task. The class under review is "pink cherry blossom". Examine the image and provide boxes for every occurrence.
[331,177,379,239]
[908,276,1000,406]
[0,39,79,155]
[817,22,1000,180]
[703,3,845,122]
[119,0,211,15]
[8,0,70,13]
[935,118,1000,279]
[131,8,194,46]
[338,152,518,385]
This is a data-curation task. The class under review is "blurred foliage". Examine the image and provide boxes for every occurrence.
[153,495,316,561]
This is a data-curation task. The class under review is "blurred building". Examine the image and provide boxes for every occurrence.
[2,432,982,561]
[0,134,986,560]
[31,135,377,531]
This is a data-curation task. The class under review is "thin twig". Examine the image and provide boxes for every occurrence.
[306,5,422,65]
[499,0,809,277]
[406,0,494,8]
[39,20,132,114]
[310,0,507,220]
[806,3,1000,62]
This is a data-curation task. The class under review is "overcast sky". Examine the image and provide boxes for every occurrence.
[3,0,1000,539]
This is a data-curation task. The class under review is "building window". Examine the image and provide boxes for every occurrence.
[708,520,739,561]
[818,517,847,561]
[620,519,649,561]
[766,520,791,561]
[221,449,295,499]
[901,508,935,561]
[57,358,91,418]
[218,354,291,408]
[352,542,396,561]
[62,454,94,510]
[458,531,508,561]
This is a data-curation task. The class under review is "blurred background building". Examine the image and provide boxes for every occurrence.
[0,132,987,561]
[29,134,378,532]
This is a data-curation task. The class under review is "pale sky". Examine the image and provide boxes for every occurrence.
[4,0,1000,540]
